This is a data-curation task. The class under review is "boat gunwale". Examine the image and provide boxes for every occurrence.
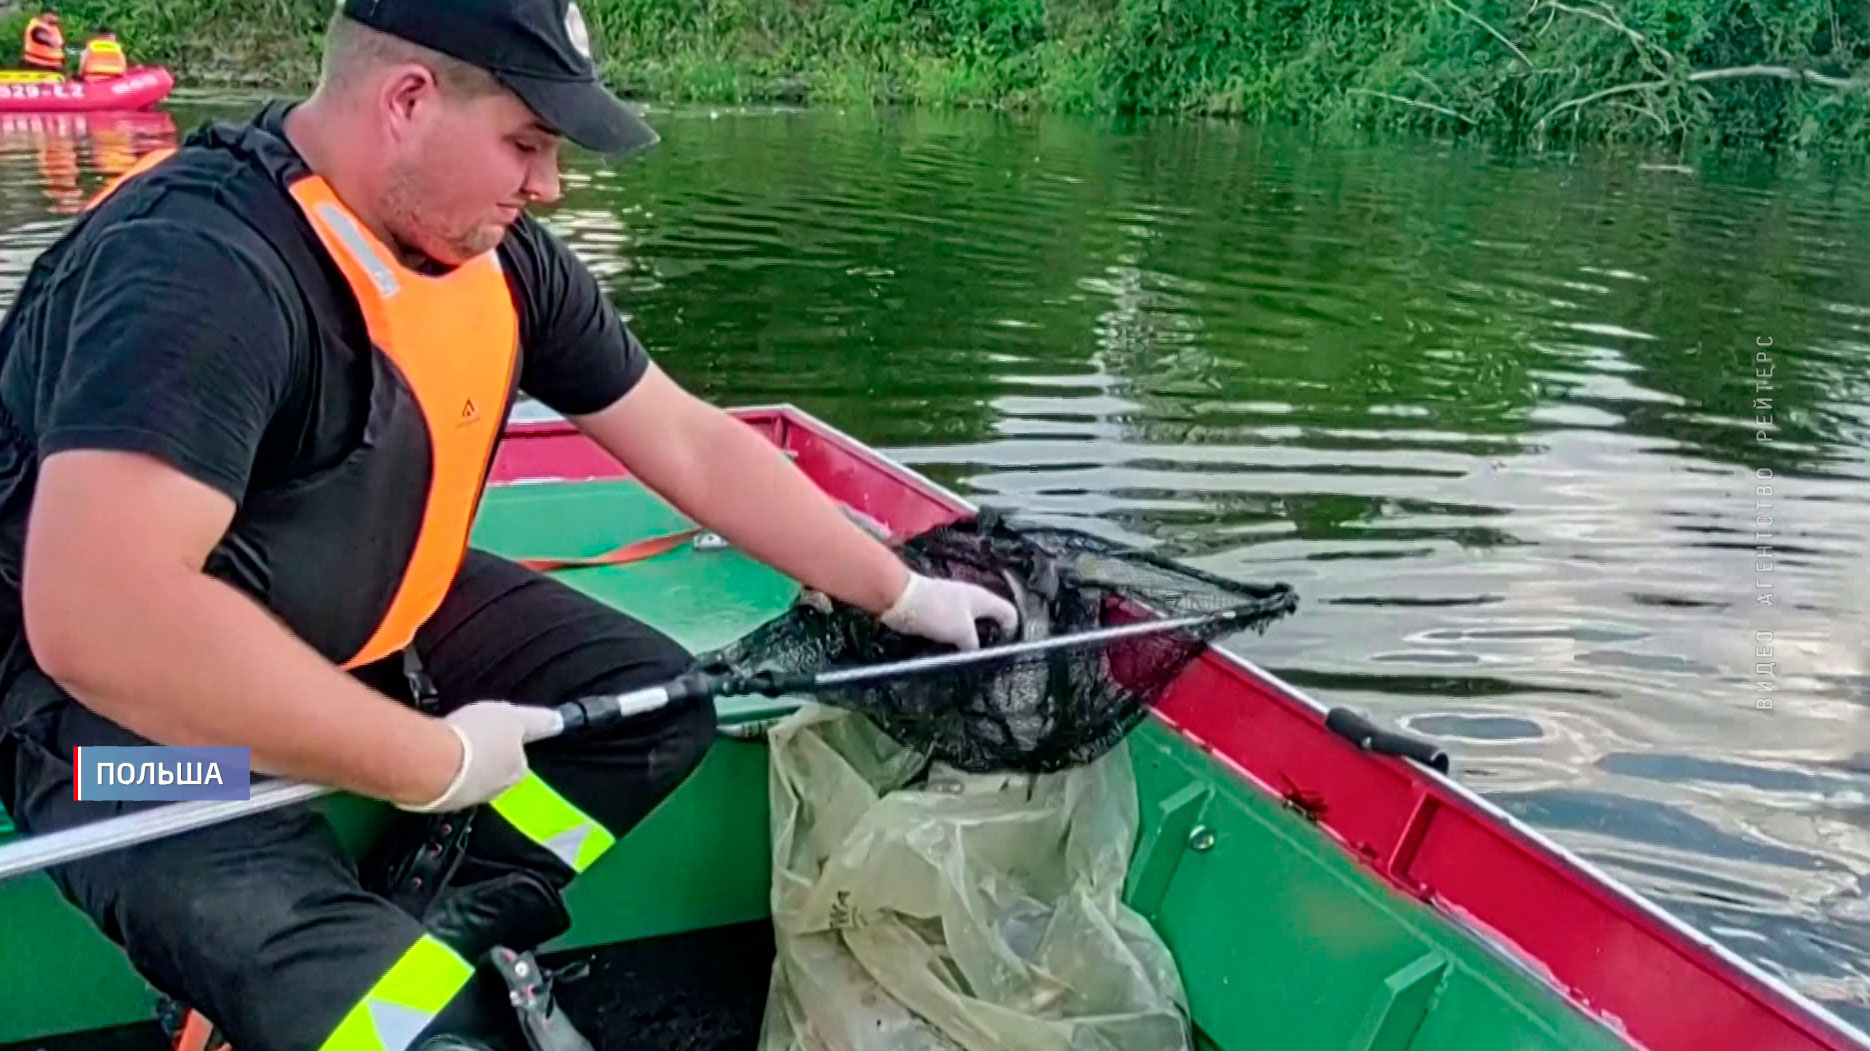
[493,403,1870,1051]
[0,66,173,113]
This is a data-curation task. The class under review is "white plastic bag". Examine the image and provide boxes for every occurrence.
[757,702,1193,1051]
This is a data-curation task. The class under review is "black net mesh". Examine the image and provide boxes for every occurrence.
[698,508,1298,774]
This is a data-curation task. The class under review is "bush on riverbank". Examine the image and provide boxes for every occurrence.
[591,0,1868,152]
[14,0,1866,152]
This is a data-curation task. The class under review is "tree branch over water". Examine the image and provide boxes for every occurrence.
[1689,65,1859,89]
[1538,68,1860,131]
[1349,88,1478,125]
[1531,0,1674,79]
[1537,78,1667,129]
[1525,0,1863,138]
[1443,0,1535,69]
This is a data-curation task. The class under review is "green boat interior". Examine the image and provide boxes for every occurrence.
[0,475,1636,1051]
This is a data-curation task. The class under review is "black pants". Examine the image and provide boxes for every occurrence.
[0,550,715,1051]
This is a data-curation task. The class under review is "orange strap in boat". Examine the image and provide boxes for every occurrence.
[170,1007,226,1051]
[514,502,893,573]
[515,527,705,573]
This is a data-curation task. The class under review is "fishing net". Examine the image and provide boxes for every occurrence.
[699,508,1298,1051]
[699,507,1298,774]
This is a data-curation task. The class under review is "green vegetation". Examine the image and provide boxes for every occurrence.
[9,0,1866,150]
[0,0,328,87]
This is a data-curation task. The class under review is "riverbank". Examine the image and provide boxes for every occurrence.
[14,0,1867,153]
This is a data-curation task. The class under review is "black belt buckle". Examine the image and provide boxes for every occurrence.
[402,648,442,715]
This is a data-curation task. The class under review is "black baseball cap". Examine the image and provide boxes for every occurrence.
[339,0,658,156]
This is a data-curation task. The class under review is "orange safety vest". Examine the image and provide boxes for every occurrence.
[21,16,62,70]
[77,37,124,80]
[83,138,521,669]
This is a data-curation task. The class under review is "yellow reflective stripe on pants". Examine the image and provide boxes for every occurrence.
[317,934,473,1051]
[490,769,617,873]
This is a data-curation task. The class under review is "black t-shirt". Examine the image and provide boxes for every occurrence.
[0,103,648,653]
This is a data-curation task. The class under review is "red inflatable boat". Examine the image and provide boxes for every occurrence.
[0,66,173,112]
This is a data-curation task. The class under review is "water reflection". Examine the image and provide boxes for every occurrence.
[0,109,176,295]
[0,110,175,209]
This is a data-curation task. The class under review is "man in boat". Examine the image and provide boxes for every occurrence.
[0,1,1017,1050]
[76,25,126,81]
[19,6,62,73]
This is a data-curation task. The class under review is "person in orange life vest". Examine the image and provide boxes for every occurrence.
[20,7,62,72]
[76,26,125,81]
[0,1,1017,1050]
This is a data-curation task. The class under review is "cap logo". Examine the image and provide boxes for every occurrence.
[565,2,593,62]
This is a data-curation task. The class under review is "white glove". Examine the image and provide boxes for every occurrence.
[879,571,1020,651]
[400,701,562,813]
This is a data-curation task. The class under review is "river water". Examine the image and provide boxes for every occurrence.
[3,97,1867,1031]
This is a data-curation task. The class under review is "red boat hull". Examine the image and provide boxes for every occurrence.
[493,404,1870,1051]
[0,67,173,112]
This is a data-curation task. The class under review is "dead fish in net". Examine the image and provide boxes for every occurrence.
[704,508,1298,773]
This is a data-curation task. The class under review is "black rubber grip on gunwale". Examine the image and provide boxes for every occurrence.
[1325,707,1451,774]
